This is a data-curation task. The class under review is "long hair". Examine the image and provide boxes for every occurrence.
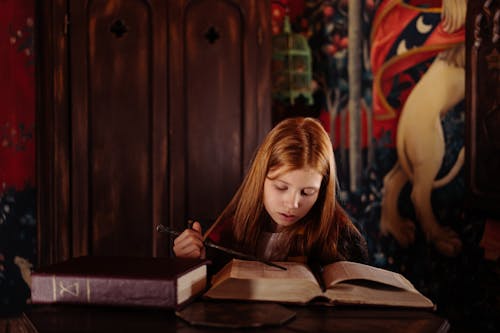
[209,117,355,262]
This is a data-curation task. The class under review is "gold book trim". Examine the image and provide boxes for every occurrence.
[86,278,90,302]
[52,275,56,301]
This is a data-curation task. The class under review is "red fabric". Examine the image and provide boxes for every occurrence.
[271,0,305,35]
[319,105,370,150]
[205,218,234,247]
[0,0,35,191]
[370,0,465,145]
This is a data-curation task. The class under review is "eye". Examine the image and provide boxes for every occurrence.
[301,189,316,196]
[274,185,287,191]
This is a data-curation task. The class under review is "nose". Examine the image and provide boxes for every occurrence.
[284,191,300,209]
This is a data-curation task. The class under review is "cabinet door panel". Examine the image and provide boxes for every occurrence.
[466,0,500,218]
[168,0,271,232]
[71,0,168,256]
[185,0,243,223]
[37,0,270,263]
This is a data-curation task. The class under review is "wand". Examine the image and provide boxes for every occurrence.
[156,224,287,271]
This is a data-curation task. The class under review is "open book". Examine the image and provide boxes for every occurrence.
[204,259,435,309]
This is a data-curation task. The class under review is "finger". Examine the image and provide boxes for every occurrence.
[172,223,205,258]
[174,229,204,248]
[174,233,204,250]
[187,248,203,258]
[173,241,204,258]
[175,246,202,259]
[178,244,205,259]
[200,246,206,260]
[173,228,203,246]
[191,221,203,234]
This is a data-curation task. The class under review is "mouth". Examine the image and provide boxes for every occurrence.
[279,212,296,221]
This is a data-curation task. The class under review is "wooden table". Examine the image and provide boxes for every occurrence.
[3,302,450,333]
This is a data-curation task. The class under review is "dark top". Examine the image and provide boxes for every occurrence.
[204,217,368,274]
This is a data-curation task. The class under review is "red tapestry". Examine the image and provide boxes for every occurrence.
[370,0,465,145]
[0,0,35,192]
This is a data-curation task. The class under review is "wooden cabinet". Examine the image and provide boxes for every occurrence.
[37,0,271,264]
[465,0,500,218]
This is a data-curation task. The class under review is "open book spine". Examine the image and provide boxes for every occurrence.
[31,275,178,309]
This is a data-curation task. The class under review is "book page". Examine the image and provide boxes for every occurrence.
[319,261,434,309]
[205,259,322,303]
[210,259,235,288]
[322,261,417,291]
[229,259,317,281]
[177,265,207,304]
[324,282,434,308]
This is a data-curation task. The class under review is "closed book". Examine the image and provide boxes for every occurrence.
[31,256,209,310]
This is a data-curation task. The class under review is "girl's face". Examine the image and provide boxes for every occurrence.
[263,167,322,230]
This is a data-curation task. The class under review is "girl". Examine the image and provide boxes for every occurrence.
[173,117,367,267]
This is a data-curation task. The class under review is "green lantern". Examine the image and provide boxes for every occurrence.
[272,15,313,105]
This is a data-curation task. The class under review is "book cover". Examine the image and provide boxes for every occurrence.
[204,259,435,310]
[30,256,209,310]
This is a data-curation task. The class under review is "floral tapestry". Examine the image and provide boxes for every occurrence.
[0,0,36,315]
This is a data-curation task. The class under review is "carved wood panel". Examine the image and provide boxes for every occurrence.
[167,0,271,240]
[466,0,500,218]
[69,0,167,257]
[37,0,271,264]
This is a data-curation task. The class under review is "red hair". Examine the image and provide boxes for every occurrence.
[206,117,359,263]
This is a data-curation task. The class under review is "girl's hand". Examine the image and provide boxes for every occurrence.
[173,221,206,259]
